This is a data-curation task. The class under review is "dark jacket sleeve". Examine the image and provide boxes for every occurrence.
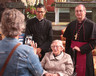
[63,24,72,40]
[65,39,71,53]
[80,39,96,54]
[63,23,73,58]
[25,19,33,35]
[80,20,96,54]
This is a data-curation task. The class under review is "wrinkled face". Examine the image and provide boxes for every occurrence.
[51,42,63,56]
[36,7,46,20]
[75,5,86,21]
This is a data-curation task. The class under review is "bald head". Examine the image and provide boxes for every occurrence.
[75,4,86,12]
[75,4,86,23]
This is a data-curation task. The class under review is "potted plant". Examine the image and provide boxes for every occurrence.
[25,5,36,19]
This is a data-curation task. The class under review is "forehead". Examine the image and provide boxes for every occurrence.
[36,7,45,11]
[52,41,61,45]
[75,5,85,11]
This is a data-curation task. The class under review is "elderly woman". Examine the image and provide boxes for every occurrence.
[0,9,43,76]
[41,40,74,76]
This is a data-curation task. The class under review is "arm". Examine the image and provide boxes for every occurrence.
[25,20,32,35]
[57,55,74,76]
[80,39,96,54]
[63,23,72,54]
[27,47,43,76]
[41,54,48,74]
[64,55,74,76]
[41,55,60,76]
[79,21,96,54]
[65,38,71,54]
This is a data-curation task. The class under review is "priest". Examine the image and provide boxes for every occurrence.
[63,4,96,76]
[24,3,53,61]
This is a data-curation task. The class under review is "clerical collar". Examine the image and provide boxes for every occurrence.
[36,17,44,21]
[77,18,86,24]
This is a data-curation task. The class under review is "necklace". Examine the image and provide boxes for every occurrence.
[74,19,86,40]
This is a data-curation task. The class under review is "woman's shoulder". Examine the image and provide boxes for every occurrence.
[63,52,72,58]
[20,44,33,49]
[45,52,51,56]
[17,44,34,54]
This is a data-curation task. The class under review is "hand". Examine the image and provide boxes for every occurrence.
[44,73,53,76]
[73,46,80,52]
[52,73,60,76]
[30,41,35,47]
[44,73,59,76]
[37,48,42,58]
[30,41,37,54]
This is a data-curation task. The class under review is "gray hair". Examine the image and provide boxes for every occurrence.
[1,8,25,37]
[51,40,64,49]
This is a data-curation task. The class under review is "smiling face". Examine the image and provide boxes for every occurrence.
[51,40,64,56]
[36,7,46,20]
[75,4,86,22]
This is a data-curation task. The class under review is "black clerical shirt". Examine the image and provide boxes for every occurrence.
[25,17,53,59]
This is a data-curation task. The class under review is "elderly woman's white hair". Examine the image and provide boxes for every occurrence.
[51,39,65,49]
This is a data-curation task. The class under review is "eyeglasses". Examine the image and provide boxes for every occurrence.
[37,11,45,13]
[51,45,61,48]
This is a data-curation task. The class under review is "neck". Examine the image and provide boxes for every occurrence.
[78,17,85,23]
[53,51,62,57]
[78,19,83,23]
[36,17,44,21]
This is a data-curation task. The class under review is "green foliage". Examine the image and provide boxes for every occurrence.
[25,6,36,19]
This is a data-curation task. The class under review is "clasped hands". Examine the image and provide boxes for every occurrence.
[44,73,60,76]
